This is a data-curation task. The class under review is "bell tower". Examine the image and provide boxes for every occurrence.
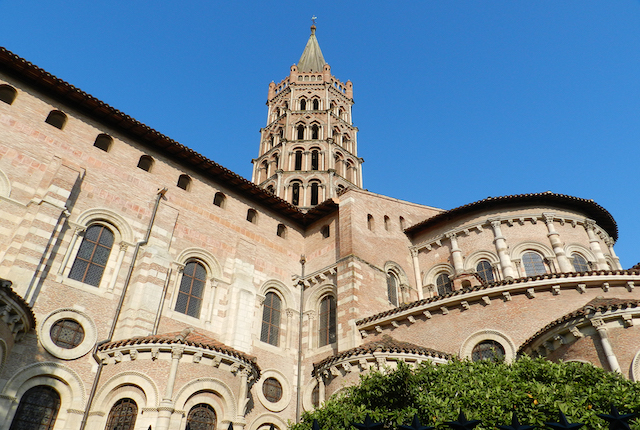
[251,25,363,209]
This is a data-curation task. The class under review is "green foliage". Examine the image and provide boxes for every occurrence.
[293,357,640,430]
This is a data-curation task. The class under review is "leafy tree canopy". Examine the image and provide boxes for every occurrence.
[293,357,640,430]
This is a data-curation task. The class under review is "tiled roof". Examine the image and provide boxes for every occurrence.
[356,269,640,327]
[312,334,450,375]
[0,46,339,227]
[405,192,618,241]
[99,331,259,370]
[0,277,36,328]
[518,298,640,352]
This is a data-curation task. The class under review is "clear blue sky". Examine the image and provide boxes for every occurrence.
[2,2,639,267]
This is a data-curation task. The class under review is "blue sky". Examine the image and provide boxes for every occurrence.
[2,1,640,267]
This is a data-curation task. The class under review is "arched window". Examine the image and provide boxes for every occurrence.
[0,84,17,105]
[45,110,67,130]
[522,251,547,276]
[310,182,319,205]
[137,155,154,172]
[312,99,319,110]
[311,150,319,170]
[476,260,494,283]
[294,150,303,170]
[177,174,191,191]
[367,214,374,231]
[213,192,226,208]
[471,340,505,362]
[273,153,279,169]
[291,182,301,206]
[312,383,320,408]
[93,134,113,152]
[436,273,453,296]
[387,271,399,306]
[319,295,336,347]
[175,261,206,318]
[9,386,60,430]
[105,398,138,430]
[277,224,287,238]
[384,215,390,231]
[261,292,281,346]
[247,209,258,223]
[311,124,319,140]
[399,216,406,230]
[69,224,114,287]
[300,99,307,110]
[186,403,216,430]
[572,253,589,272]
[297,125,305,140]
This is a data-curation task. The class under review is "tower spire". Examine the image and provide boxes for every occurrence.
[297,22,326,73]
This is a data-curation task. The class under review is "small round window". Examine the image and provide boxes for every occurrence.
[471,340,505,362]
[50,319,85,349]
[262,377,283,403]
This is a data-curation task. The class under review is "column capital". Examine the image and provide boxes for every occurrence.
[410,248,419,258]
[488,219,502,229]
[542,213,555,225]
[444,231,457,240]
[604,237,615,247]
[584,218,597,231]
[591,318,606,330]
[171,346,185,360]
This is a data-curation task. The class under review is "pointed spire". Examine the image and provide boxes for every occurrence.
[297,25,326,72]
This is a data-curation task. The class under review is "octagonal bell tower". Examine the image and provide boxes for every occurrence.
[251,25,363,209]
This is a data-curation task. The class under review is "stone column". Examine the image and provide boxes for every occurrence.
[286,309,295,350]
[489,220,515,279]
[445,232,465,275]
[584,219,609,269]
[306,311,316,352]
[410,248,423,300]
[237,368,250,419]
[543,214,572,272]
[156,346,184,430]
[604,238,623,270]
[591,318,621,373]
[318,376,326,403]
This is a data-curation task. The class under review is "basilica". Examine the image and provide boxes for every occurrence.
[0,25,638,430]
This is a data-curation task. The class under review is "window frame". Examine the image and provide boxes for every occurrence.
[318,295,337,347]
[522,251,547,276]
[260,291,282,346]
[174,260,208,319]
[68,224,115,288]
[104,398,138,430]
[9,385,60,430]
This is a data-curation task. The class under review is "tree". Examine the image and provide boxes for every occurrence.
[293,357,640,430]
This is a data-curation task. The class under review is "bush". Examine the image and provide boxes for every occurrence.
[293,357,640,430]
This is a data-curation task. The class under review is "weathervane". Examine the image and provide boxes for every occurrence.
[312,15,317,25]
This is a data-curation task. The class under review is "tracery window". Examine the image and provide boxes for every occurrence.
[476,260,494,283]
[174,261,206,318]
[572,253,589,272]
[104,398,137,430]
[186,403,216,430]
[319,295,337,346]
[471,340,505,362]
[9,386,60,430]
[387,271,399,306]
[261,292,281,346]
[436,273,453,296]
[522,251,547,276]
[69,224,114,287]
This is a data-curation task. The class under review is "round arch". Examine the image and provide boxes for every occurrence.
[459,329,517,363]
[304,283,336,311]
[176,247,222,279]
[74,208,134,243]
[93,371,159,412]
[173,377,237,423]
[509,241,554,260]
[464,250,499,272]
[248,413,288,430]
[423,263,454,286]
[259,279,294,310]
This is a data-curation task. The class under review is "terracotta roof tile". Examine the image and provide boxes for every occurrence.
[518,298,640,352]
[312,334,450,375]
[99,331,259,371]
[405,192,618,241]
